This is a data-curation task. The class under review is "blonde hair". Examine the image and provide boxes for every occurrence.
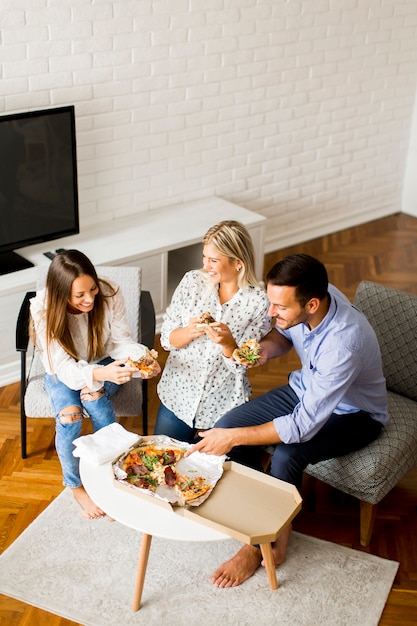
[202,220,259,288]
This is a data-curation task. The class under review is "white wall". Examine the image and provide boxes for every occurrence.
[1,0,417,253]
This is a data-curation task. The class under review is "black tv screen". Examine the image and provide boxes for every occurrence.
[0,105,79,275]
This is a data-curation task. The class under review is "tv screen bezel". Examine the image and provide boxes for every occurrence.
[0,104,79,271]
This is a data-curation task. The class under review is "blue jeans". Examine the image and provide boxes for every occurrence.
[154,403,199,444]
[44,358,119,488]
[216,384,383,491]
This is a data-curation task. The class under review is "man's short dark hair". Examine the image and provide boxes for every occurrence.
[266,254,328,306]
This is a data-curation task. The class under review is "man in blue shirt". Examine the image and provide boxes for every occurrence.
[189,254,388,588]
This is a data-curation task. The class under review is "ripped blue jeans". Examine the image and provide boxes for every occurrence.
[44,358,119,488]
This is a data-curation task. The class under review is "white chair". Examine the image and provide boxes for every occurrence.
[16,265,155,459]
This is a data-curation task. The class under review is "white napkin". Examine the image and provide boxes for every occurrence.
[72,423,139,464]
[110,344,146,362]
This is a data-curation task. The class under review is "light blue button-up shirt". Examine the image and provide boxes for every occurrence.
[274,284,389,444]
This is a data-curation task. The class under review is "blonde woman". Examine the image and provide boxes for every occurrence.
[155,220,271,443]
[30,250,160,518]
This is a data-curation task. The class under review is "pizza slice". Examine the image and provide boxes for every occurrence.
[196,311,219,329]
[198,311,216,324]
[125,472,159,492]
[127,348,159,376]
[121,444,184,473]
[174,473,212,504]
[232,339,261,366]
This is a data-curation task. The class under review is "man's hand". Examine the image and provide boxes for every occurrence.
[186,421,282,458]
[185,428,236,457]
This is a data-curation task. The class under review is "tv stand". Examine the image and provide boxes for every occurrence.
[0,250,34,276]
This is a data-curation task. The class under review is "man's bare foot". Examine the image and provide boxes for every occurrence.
[72,486,105,520]
[210,545,262,588]
[261,523,292,567]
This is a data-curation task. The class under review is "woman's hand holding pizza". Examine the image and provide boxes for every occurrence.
[167,317,207,349]
[93,359,139,385]
[137,359,161,379]
[169,313,236,357]
[126,350,161,379]
[189,315,209,338]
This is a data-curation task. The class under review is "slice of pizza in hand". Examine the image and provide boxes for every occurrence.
[232,339,261,366]
[196,311,219,328]
[127,348,159,376]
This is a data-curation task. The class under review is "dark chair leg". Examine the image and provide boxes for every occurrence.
[20,352,27,459]
[16,291,35,459]
[142,380,148,436]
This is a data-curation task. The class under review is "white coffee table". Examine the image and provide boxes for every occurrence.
[80,458,302,611]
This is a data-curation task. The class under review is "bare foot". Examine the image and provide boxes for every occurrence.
[210,545,262,588]
[261,523,292,567]
[72,486,105,520]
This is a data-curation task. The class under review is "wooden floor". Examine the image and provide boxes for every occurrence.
[1,212,417,625]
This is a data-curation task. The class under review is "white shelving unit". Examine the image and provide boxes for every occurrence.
[0,197,266,386]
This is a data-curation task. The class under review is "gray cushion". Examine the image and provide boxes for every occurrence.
[305,390,417,504]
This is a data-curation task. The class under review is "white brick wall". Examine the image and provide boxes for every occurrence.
[1,0,417,252]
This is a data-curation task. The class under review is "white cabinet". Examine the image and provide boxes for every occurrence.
[0,197,266,386]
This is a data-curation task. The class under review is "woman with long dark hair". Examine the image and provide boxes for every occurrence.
[30,250,160,518]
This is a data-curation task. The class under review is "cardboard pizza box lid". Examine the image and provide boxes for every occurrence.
[114,460,302,544]
[176,461,302,544]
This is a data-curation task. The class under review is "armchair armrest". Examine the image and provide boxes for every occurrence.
[140,290,156,350]
[16,291,36,353]
[16,291,35,459]
[139,290,156,437]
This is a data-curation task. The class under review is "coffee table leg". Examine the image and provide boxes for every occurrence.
[132,533,153,611]
[259,543,278,590]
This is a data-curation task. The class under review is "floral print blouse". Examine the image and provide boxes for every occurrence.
[157,270,271,429]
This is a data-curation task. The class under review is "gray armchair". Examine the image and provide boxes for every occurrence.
[16,265,155,459]
[305,281,417,546]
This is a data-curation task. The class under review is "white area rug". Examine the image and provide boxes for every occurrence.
[0,488,398,626]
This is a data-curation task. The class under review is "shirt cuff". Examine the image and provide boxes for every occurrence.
[273,415,297,444]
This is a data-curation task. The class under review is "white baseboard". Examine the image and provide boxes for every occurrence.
[1,359,20,388]
[264,206,397,254]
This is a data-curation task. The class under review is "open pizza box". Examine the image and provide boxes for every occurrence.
[114,459,302,545]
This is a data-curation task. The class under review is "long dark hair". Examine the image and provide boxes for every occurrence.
[44,249,117,361]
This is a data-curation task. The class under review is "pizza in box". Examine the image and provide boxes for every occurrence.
[113,436,225,506]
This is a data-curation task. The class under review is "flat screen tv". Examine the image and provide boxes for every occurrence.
[0,105,79,275]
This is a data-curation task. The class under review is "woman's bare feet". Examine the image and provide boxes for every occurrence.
[210,545,262,588]
[72,486,105,519]
[261,523,292,567]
